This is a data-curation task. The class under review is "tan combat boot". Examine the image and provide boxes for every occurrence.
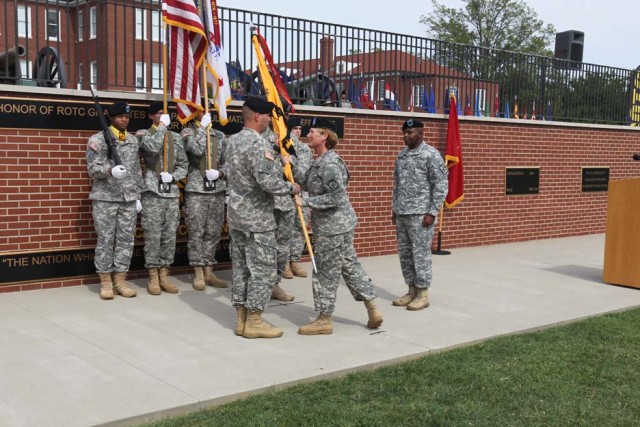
[407,288,430,311]
[282,263,294,279]
[392,285,417,307]
[159,266,179,294]
[193,266,205,291]
[98,273,114,300]
[271,283,295,301]
[242,310,283,339]
[203,265,227,288]
[235,306,247,336]
[147,268,161,295]
[298,314,333,335]
[290,262,308,278]
[112,272,137,298]
[364,299,383,329]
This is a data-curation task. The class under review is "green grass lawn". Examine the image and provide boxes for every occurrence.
[143,308,640,427]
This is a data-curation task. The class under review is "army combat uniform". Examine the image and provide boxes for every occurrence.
[392,141,448,295]
[182,123,227,289]
[225,127,298,313]
[87,127,143,275]
[138,124,188,293]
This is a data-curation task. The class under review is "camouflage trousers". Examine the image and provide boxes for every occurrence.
[92,200,137,273]
[312,230,377,315]
[290,205,310,263]
[185,191,225,266]
[141,192,180,269]
[229,228,278,312]
[395,214,435,289]
[274,209,295,281]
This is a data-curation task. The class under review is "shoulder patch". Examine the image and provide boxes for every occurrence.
[89,141,100,152]
[327,179,339,191]
[264,150,275,161]
[440,164,448,174]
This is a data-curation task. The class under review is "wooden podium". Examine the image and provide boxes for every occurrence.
[603,178,640,288]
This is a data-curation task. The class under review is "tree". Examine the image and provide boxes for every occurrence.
[420,0,555,56]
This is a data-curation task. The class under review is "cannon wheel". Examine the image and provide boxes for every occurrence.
[33,47,67,87]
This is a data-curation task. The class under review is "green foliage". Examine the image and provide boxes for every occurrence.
[420,0,556,56]
[144,308,640,427]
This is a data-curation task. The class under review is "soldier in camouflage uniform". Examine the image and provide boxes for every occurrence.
[291,117,382,335]
[287,117,312,278]
[224,97,300,339]
[181,110,228,291]
[136,101,188,295]
[86,101,143,300]
[392,118,448,311]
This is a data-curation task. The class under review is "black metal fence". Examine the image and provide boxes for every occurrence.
[0,1,636,125]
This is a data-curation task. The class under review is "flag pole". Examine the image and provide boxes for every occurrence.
[199,1,212,172]
[159,17,170,194]
[432,206,450,255]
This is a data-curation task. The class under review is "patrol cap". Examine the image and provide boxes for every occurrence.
[287,116,302,128]
[402,118,424,131]
[244,96,275,114]
[108,101,131,117]
[310,116,335,133]
[148,101,164,115]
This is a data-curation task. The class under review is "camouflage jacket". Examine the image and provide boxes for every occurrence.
[86,128,143,202]
[181,124,227,194]
[392,141,448,216]
[295,149,356,236]
[137,125,188,198]
[225,128,296,232]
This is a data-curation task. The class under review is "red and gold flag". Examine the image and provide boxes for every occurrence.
[445,94,464,208]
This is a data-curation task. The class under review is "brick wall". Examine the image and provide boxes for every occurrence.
[2,90,640,292]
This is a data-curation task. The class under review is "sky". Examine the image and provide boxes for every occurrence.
[222,0,639,70]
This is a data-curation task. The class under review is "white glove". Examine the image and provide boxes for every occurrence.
[160,114,171,127]
[136,200,142,213]
[111,165,127,179]
[160,171,173,183]
[200,113,212,128]
[205,169,220,181]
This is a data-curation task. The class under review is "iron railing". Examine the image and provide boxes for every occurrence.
[0,1,636,125]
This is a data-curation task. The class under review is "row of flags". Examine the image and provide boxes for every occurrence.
[162,0,231,124]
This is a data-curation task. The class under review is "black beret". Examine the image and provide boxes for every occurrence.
[287,117,302,128]
[310,116,336,133]
[244,96,275,114]
[220,122,243,136]
[108,101,131,117]
[402,118,424,131]
[148,101,164,115]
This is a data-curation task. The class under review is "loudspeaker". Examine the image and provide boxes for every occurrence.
[554,30,584,67]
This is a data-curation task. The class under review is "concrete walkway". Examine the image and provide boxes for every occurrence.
[1,234,639,427]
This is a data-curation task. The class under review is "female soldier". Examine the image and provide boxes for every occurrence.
[291,117,383,335]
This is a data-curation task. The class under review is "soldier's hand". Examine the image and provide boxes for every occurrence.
[281,154,291,166]
[291,183,301,195]
[160,171,174,183]
[111,165,127,179]
[205,169,220,181]
[200,113,212,128]
[159,114,171,127]
[293,194,303,206]
[422,214,435,228]
[136,200,142,213]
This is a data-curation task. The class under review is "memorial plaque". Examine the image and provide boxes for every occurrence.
[505,167,539,195]
[581,167,609,192]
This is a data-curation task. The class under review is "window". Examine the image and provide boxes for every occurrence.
[18,5,32,38]
[90,61,97,90]
[413,85,425,109]
[46,10,60,41]
[135,9,147,40]
[19,59,33,79]
[151,63,163,93]
[90,7,97,39]
[151,10,164,43]
[77,10,83,41]
[77,63,83,90]
[136,62,146,92]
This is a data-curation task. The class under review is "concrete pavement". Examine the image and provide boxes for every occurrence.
[1,234,639,427]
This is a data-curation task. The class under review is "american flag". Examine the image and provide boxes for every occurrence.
[162,0,207,124]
